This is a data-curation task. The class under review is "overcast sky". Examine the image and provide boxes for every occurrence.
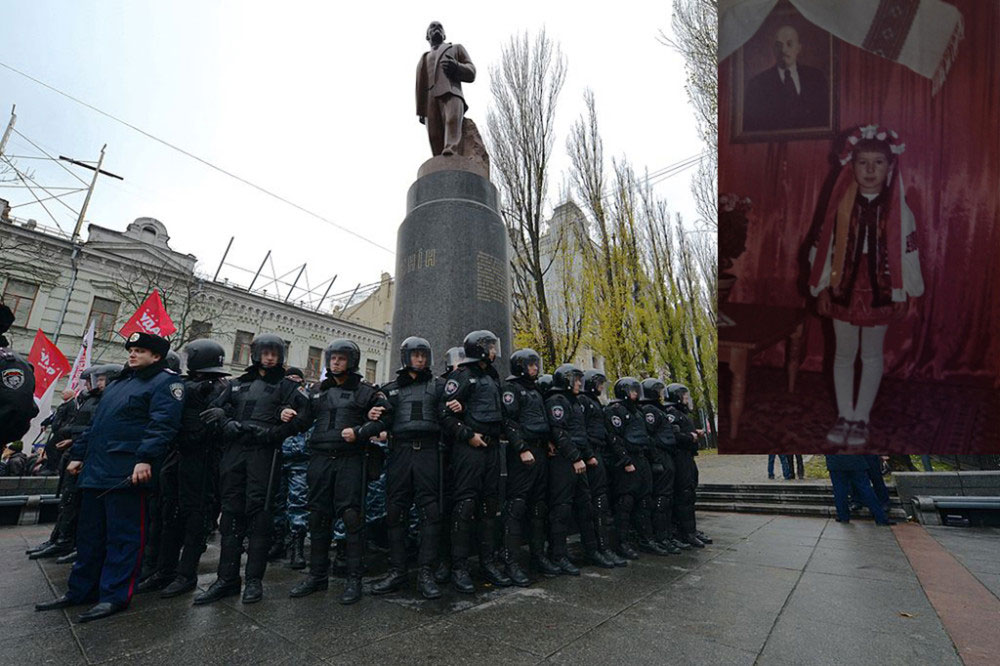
[1,1,703,308]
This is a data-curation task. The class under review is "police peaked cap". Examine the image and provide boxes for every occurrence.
[124,331,171,358]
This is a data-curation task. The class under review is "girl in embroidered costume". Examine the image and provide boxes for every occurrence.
[808,124,924,446]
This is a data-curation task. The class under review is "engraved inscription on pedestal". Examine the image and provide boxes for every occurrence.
[403,248,437,277]
[475,251,506,304]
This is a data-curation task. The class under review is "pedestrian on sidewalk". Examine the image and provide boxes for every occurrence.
[767,454,792,480]
[825,454,894,525]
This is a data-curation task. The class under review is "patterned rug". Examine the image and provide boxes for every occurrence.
[718,366,1000,454]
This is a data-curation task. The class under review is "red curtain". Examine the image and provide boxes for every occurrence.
[719,0,1000,385]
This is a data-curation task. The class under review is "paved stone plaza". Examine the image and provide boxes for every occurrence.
[3,513,997,665]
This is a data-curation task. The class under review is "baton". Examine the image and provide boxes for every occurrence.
[263,446,280,513]
[97,476,133,499]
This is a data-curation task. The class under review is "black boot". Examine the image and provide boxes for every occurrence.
[417,566,442,600]
[481,558,512,587]
[553,555,581,576]
[529,509,560,576]
[433,560,451,585]
[597,515,627,567]
[289,575,328,598]
[55,550,78,564]
[502,549,531,587]
[656,538,682,554]
[670,537,691,551]
[267,537,286,561]
[585,548,617,569]
[193,577,241,605]
[371,568,408,595]
[695,530,712,544]
[136,570,173,594]
[637,538,672,556]
[288,533,306,570]
[451,565,475,594]
[28,540,73,560]
[680,533,706,549]
[26,538,55,555]
[340,576,362,605]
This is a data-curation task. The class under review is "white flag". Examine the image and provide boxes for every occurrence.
[67,318,96,393]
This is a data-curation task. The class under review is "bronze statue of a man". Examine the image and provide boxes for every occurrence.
[416,21,476,157]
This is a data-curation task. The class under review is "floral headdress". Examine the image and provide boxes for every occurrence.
[837,124,907,166]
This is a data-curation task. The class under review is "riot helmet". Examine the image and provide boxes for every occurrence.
[510,348,542,378]
[325,338,360,374]
[613,377,642,402]
[552,363,584,393]
[184,339,228,375]
[583,369,607,396]
[250,333,286,367]
[399,336,432,371]
[640,378,666,403]
[462,330,501,363]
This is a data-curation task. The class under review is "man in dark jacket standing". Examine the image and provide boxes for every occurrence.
[35,332,183,622]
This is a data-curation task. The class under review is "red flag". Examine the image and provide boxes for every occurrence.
[118,289,177,338]
[27,329,71,399]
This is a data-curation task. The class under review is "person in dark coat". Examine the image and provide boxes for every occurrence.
[35,332,183,622]
[825,455,894,525]
[743,25,829,131]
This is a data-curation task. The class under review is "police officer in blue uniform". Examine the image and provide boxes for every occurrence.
[195,333,308,605]
[499,348,560,585]
[289,339,384,604]
[35,332,183,622]
[140,339,230,598]
[439,330,512,593]
[370,336,446,600]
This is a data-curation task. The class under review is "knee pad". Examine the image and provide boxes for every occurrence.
[654,496,668,512]
[640,496,653,511]
[593,493,611,516]
[419,502,441,524]
[455,498,476,522]
[342,507,362,534]
[506,498,527,521]
[549,503,571,526]
[219,512,245,536]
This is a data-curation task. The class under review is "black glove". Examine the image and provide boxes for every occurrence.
[200,407,226,425]
[222,421,243,441]
[651,463,665,474]
[243,423,273,446]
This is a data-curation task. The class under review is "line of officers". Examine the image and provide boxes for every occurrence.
[32,327,709,621]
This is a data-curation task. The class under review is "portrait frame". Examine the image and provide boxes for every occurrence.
[730,1,839,143]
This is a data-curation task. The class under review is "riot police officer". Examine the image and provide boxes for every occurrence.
[439,330,511,593]
[289,339,384,605]
[270,367,310,570]
[578,370,627,567]
[432,346,466,585]
[499,349,560,584]
[195,333,308,605]
[140,339,230,598]
[603,378,648,560]
[639,378,682,554]
[0,302,38,447]
[664,383,710,548]
[371,336,446,599]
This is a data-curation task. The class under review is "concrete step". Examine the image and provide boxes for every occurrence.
[698,490,904,507]
[696,500,908,520]
[700,482,899,496]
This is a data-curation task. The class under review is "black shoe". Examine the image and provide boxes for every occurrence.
[77,601,127,623]
[55,550,78,565]
[28,541,73,560]
[637,538,671,556]
[35,594,78,611]
[616,543,640,560]
[656,539,682,555]
[553,556,580,576]
[670,538,691,551]
[481,561,512,587]
[193,578,241,605]
[433,560,451,585]
[160,576,197,598]
[371,569,408,595]
[340,576,362,605]
[530,554,562,577]
[585,550,616,569]
[505,561,531,587]
[417,567,442,600]
[694,531,712,545]
[26,540,54,555]
[603,549,628,567]
[136,572,172,594]
[681,534,706,549]
[288,535,306,570]
[289,575,328,598]
[241,578,263,604]
[451,568,475,594]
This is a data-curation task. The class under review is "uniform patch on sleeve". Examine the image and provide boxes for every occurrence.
[445,379,459,396]
[666,414,675,423]
[169,382,185,401]
[551,405,565,421]
[502,391,515,405]
[610,415,622,428]
[645,412,656,424]
[297,386,308,396]
[1,368,25,390]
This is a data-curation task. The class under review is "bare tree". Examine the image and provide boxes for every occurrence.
[662,0,718,231]
[486,30,581,368]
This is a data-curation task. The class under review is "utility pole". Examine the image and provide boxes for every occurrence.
[52,145,124,343]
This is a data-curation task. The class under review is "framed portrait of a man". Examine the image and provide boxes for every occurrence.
[731,2,838,143]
